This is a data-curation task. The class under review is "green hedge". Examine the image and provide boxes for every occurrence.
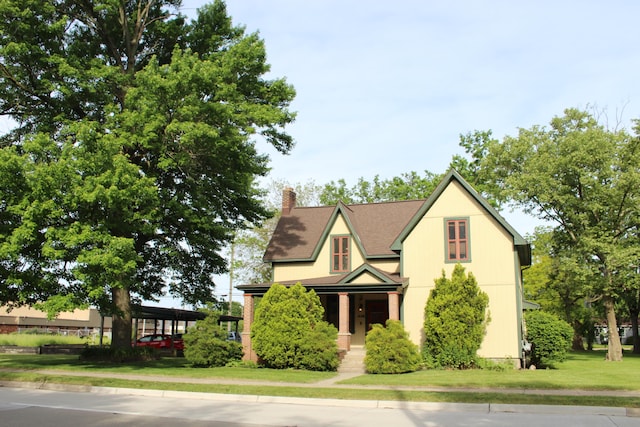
[79,346,159,362]
[423,265,489,369]
[251,283,339,371]
[183,310,243,367]
[365,320,422,374]
[525,310,573,368]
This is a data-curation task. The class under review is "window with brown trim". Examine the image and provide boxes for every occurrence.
[331,235,350,273]
[446,219,469,261]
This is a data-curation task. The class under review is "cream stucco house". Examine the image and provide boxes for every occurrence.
[238,170,531,365]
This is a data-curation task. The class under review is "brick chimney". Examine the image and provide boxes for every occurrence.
[282,187,296,215]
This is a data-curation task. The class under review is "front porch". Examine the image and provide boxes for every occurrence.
[239,288,402,361]
[320,291,402,349]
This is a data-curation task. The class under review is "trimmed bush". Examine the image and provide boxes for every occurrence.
[183,309,243,367]
[251,283,339,371]
[365,320,422,374]
[525,310,573,368]
[423,264,490,369]
[79,346,159,363]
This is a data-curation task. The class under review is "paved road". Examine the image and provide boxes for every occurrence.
[0,387,639,427]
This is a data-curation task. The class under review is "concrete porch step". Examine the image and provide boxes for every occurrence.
[338,346,366,374]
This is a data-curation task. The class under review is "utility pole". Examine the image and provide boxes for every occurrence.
[228,242,234,332]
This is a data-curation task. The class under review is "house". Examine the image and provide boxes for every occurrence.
[238,170,532,365]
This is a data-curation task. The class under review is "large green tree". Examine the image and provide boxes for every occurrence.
[0,0,295,348]
[524,227,596,350]
[448,130,505,208]
[481,108,640,361]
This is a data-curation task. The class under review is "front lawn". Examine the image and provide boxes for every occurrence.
[343,350,640,391]
[2,349,640,408]
[0,353,334,383]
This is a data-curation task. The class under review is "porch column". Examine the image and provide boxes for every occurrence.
[241,293,257,361]
[337,292,351,351]
[388,291,400,321]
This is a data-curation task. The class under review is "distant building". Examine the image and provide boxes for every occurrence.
[0,305,210,339]
[0,306,110,336]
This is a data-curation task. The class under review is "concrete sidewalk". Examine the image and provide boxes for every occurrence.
[4,368,640,397]
[1,368,640,418]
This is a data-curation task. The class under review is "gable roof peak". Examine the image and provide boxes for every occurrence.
[336,200,354,212]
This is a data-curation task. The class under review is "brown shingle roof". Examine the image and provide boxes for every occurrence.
[344,200,425,256]
[263,206,334,261]
[263,199,425,262]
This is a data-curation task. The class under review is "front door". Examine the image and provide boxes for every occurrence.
[366,300,389,331]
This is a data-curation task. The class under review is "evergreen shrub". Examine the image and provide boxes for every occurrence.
[525,310,573,368]
[423,264,490,369]
[183,309,243,367]
[251,283,339,371]
[365,319,422,374]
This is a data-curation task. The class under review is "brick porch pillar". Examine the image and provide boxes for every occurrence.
[241,293,257,361]
[388,291,400,321]
[337,292,351,351]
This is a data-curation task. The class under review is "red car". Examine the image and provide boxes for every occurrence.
[134,334,184,350]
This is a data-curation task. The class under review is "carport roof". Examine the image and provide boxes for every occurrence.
[105,305,242,323]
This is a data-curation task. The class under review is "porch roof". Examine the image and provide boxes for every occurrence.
[237,264,407,296]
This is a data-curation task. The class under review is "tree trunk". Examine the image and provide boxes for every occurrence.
[604,296,623,361]
[571,319,584,350]
[572,331,584,351]
[111,286,132,349]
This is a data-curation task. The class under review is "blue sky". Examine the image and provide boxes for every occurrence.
[181,1,640,306]
[4,1,640,307]
[177,0,640,237]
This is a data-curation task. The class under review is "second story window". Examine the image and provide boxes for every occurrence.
[331,235,350,273]
[446,219,469,262]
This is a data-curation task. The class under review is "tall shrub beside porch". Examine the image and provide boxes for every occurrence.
[423,264,490,369]
[251,283,339,371]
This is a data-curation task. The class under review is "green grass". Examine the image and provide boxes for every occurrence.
[0,369,638,408]
[0,334,86,347]
[1,350,640,408]
[343,350,640,391]
[0,354,334,383]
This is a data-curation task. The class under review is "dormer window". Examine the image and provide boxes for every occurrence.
[446,218,470,262]
[331,235,350,273]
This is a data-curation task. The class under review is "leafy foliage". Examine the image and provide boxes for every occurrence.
[320,171,441,205]
[448,130,504,208]
[478,108,640,361]
[525,310,573,368]
[0,0,295,348]
[423,265,490,369]
[251,283,339,371]
[183,309,243,367]
[523,227,596,350]
[365,320,422,374]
